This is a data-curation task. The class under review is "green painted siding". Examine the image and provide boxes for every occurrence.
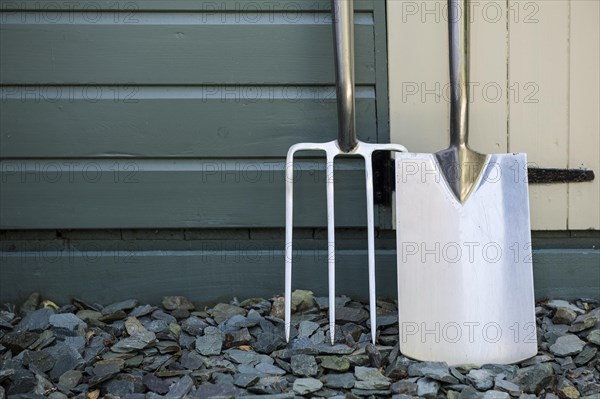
[1,232,598,304]
[0,0,390,229]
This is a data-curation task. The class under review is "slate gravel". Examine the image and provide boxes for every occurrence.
[0,292,598,399]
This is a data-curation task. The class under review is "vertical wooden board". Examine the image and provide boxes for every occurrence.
[568,0,600,230]
[388,0,448,152]
[468,0,508,154]
[388,0,507,153]
[509,0,569,230]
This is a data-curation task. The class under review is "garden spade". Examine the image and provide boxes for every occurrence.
[395,0,537,365]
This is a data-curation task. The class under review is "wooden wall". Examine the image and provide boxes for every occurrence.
[0,0,391,229]
[388,0,599,230]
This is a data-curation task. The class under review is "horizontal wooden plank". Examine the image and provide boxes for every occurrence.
[0,89,377,158]
[0,23,375,84]
[0,244,596,304]
[0,159,376,229]
[0,0,375,12]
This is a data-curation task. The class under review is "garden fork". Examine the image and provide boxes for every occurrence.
[284,0,407,345]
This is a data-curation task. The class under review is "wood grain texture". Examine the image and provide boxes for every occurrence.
[0,2,392,229]
[0,23,376,85]
[0,94,376,158]
[0,159,372,229]
[388,0,598,231]
[568,0,600,230]
[1,244,596,304]
[508,0,570,230]
[0,0,376,11]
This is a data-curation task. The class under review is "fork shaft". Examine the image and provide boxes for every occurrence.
[332,0,357,152]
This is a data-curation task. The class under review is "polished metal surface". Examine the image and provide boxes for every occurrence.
[332,0,357,153]
[395,0,537,365]
[436,0,486,204]
[284,0,407,345]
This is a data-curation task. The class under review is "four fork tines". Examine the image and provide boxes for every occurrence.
[284,139,407,345]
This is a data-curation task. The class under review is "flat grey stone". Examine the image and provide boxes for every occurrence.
[483,391,510,399]
[111,331,156,353]
[495,378,522,396]
[23,350,55,373]
[318,355,350,371]
[546,300,585,314]
[6,370,36,395]
[460,386,484,399]
[44,343,85,381]
[254,362,286,375]
[520,355,553,367]
[233,373,260,388]
[293,377,323,395]
[142,373,170,394]
[291,289,315,312]
[315,343,354,355]
[335,307,369,324]
[569,313,598,333]
[553,307,578,325]
[587,329,600,345]
[179,350,203,370]
[550,334,586,356]
[107,380,134,397]
[129,305,155,318]
[225,349,261,365]
[92,359,124,380]
[352,388,392,396]
[162,296,195,311]
[181,316,208,336]
[151,310,177,324]
[354,366,391,390]
[574,345,597,366]
[321,372,355,389]
[144,319,169,333]
[237,393,295,399]
[17,308,54,332]
[417,377,440,399]
[409,361,458,384]
[195,327,223,356]
[482,364,518,380]
[557,377,581,399]
[228,327,253,346]
[376,314,399,327]
[391,380,418,395]
[512,363,554,394]
[49,313,86,331]
[58,370,82,389]
[195,381,242,399]
[102,299,139,315]
[298,321,319,338]
[210,303,246,324]
[221,315,256,331]
[165,375,193,399]
[290,354,317,377]
[467,369,495,391]
[315,296,351,311]
[253,332,285,354]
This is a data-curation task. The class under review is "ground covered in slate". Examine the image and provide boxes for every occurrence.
[0,291,599,399]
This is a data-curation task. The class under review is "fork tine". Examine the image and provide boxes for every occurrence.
[284,150,295,343]
[326,152,337,345]
[364,152,377,344]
